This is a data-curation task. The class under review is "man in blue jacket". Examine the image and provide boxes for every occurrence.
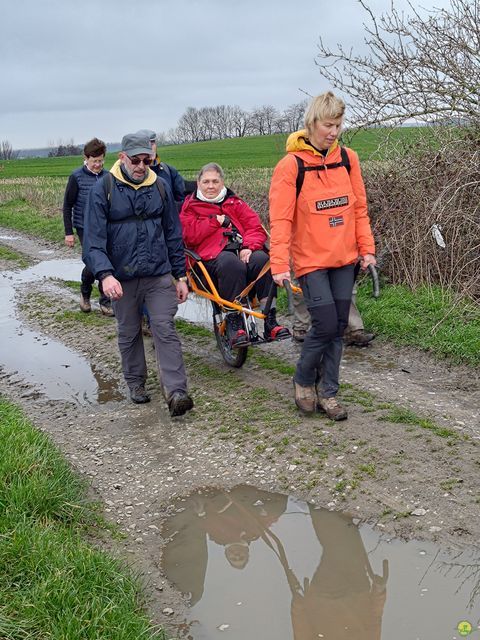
[82,132,193,417]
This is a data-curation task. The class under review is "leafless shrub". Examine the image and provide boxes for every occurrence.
[364,127,480,300]
[0,140,18,160]
[228,127,480,302]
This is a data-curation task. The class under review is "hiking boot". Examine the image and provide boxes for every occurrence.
[344,329,374,347]
[226,313,249,347]
[293,379,316,414]
[292,327,308,342]
[79,293,91,313]
[264,308,291,341]
[130,385,150,404]
[168,391,194,417]
[317,396,348,421]
[100,303,115,317]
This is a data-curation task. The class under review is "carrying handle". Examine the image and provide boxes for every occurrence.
[368,264,380,298]
[283,279,295,315]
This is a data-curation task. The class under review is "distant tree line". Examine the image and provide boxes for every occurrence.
[157,100,309,145]
[48,139,82,157]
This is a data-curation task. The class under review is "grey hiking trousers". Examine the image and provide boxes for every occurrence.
[113,274,188,397]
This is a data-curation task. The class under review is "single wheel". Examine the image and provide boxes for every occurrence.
[213,312,248,368]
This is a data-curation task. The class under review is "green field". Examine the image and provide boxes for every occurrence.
[1,127,426,179]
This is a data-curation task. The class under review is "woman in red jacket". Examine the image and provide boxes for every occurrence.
[180,162,289,347]
[269,92,376,420]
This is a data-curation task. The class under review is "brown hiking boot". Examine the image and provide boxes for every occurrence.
[317,396,348,421]
[293,380,316,414]
[292,328,308,342]
[344,329,374,347]
[79,293,91,313]
[100,303,115,317]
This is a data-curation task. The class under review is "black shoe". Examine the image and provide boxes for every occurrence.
[168,391,194,417]
[130,385,150,404]
[264,308,291,341]
[226,313,249,347]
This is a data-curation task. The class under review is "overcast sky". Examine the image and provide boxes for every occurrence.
[2,0,449,149]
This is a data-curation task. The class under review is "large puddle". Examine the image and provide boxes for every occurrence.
[0,257,121,405]
[162,485,480,639]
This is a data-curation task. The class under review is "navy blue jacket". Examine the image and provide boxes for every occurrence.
[151,161,185,211]
[82,161,186,282]
[63,165,106,234]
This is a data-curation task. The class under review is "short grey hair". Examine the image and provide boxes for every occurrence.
[197,162,224,181]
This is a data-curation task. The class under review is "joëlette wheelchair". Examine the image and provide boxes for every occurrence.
[184,248,380,369]
[184,248,297,368]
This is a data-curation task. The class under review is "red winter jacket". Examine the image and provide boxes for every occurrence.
[180,190,268,261]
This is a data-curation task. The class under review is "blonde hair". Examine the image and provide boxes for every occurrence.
[304,92,345,137]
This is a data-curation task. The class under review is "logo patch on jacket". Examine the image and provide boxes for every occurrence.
[329,216,344,227]
[315,195,349,211]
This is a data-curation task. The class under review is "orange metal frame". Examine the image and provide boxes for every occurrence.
[186,257,301,320]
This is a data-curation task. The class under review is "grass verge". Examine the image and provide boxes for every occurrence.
[0,398,162,639]
[0,198,64,244]
[357,281,480,366]
[0,245,29,268]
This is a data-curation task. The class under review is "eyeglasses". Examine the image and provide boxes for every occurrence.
[128,156,153,166]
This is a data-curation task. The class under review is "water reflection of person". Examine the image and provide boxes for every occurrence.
[289,507,388,640]
[162,488,388,640]
[161,485,287,605]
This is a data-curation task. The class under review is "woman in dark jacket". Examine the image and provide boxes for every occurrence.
[180,162,289,347]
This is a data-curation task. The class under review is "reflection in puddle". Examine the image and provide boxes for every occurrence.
[162,485,480,639]
[176,295,212,327]
[0,258,121,405]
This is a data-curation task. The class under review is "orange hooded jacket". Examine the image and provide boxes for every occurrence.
[269,130,375,277]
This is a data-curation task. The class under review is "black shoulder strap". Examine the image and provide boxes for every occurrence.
[103,172,167,206]
[340,146,351,174]
[295,147,351,199]
[154,175,167,202]
[103,171,114,205]
[295,156,306,200]
[102,173,168,223]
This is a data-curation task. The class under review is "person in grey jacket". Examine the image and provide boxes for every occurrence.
[82,132,193,417]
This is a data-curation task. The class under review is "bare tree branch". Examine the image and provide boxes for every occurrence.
[315,0,480,126]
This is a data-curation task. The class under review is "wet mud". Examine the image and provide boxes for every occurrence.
[0,227,479,637]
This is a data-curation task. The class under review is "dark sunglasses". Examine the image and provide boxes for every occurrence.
[128,155,153,166]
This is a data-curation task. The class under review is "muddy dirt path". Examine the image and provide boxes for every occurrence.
[1,227,479,631]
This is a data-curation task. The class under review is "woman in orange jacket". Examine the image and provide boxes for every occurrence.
[269,92,376,420]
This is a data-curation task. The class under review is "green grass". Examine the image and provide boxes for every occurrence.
[357,282,480,366]
[250,350,296,376]
[0,245,29,267]
[2,127,429,179]
[379,406,458,439]
[175,318,212,338]
[54,309,112,326]
[0,198,64,243]
[0,398,160,639]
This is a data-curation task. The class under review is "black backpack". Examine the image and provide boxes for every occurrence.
[294,147,351,199]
